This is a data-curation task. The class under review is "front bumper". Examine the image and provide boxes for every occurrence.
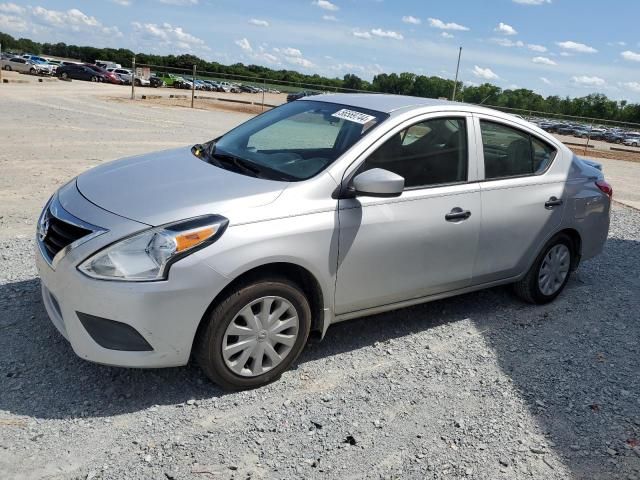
[36,182,229,368]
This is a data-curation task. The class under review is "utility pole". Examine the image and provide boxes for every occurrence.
[191,64,196,108]
[262,78,266,111]
[451,47,462,101]
[130,55,136,100]
[0,42,3,84]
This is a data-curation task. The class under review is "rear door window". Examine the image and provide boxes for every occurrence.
[480,120,556,179]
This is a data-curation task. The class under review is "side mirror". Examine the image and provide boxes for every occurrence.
[352,168,404,198]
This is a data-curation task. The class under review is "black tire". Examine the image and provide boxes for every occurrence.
[134,78,141,86]
[4,65,11,71]
[61,72,68,79]
[194,277,311,390]
[90,76,97,82]
[513,233,574,304]
[29,67,36,74]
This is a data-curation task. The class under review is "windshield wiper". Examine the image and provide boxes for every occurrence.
[212,152,295,181]
[212,153,262,178]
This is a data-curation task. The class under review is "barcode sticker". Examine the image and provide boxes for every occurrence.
[331,109,377,125]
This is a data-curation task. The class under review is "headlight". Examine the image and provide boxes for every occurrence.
[78,215,228,281]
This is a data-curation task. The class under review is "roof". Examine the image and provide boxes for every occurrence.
[307,93,460,114]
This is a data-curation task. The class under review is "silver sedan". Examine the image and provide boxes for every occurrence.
[36,94,611,389]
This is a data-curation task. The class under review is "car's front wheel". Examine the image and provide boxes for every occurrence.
[4,65,11,71]
[514,234,574,304]
[195,277,311,390]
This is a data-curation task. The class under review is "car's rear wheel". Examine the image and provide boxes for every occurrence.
[29,67,36,74]
[4,65,11,71]
[195,277,311,390]
[60,72,68,79]
[514,234,574,304]
[90,76,97,82]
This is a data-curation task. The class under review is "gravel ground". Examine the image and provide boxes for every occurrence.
[0,205,638,480]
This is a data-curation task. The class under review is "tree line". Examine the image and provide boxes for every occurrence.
[2,31,639,125]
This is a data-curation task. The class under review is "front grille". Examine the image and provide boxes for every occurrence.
[40,210,92,261]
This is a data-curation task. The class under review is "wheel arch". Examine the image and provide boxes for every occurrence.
[192,262,327,357]
[558,227,582,270]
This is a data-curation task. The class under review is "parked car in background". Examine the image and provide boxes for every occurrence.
[114,73,130,85]
[201,80,220,91]
[149,76,165,88]
[84,64,119,84]
[95,60,122,70]
[35,94,611,389]
[286,91,320,102]
[56,64,106,82]
[1,57,45,74]
[555,124,580,136]
[155,73,182,87]
[572,127,593,138]
[623,135,640,147]
[107,68,133,83]
[604,130,626,144]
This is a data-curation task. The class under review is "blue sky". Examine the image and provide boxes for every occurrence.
[1,0,640,101]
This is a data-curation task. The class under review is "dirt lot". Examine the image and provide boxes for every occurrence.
[1,79,639,480]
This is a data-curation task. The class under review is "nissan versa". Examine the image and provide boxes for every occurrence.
[36,94,612,389]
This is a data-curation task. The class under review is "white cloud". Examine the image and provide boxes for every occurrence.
[513,0,551,4]
[248,18,269,27]
[260,53,278,64]
[492,38,524,48]
[528,44,547,52]
[0,12,27,32]
[402,15,421,25]
[371,28,403,40]
[621,82,640,93]
[494,22,517,35]
[428,18,469,31]
[532,56,557,65]
[352,30,372,40]
[234,37,252,51]
[285,56,314,68]
[111,0,131,5]
[540,77,552,85]
[556,41,598,53]
[621,50,640,62]
[322,15,337,21]
[280,47,302,57]
[312,0,338,11]
[0,2,25,13]
[132,21,205,50]
[3,5,122,38]
[572,76,605,87]
[441,32,454,39]
[472,65,499,80]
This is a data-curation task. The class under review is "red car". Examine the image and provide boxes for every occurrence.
[83,64,120,84]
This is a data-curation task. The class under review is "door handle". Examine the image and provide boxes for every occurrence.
[445,208,472,222]
[545,197,563,209]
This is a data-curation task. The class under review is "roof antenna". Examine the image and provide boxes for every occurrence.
[451,47,462,102]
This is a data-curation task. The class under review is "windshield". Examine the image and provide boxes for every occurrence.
[211,100,388,181]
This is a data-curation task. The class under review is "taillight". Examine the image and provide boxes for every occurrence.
[596,179,613,198]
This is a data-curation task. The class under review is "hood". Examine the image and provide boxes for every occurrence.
[76,147,287,226]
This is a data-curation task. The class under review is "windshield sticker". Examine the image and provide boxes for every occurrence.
[332,109,377,125]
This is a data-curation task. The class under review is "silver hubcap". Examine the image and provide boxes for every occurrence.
[222,296,299,377]
[538,244,570,296]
